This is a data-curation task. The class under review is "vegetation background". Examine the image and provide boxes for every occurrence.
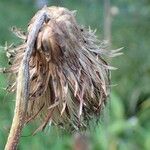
[0,0,150,149]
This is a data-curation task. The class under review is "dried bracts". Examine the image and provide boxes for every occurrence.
[3,6,121,132]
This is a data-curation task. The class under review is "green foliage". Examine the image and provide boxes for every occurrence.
[0,0,150,149]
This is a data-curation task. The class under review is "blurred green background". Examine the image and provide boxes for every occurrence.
[0,0,150,150]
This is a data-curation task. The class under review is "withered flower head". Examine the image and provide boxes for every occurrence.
[5,6,120,132]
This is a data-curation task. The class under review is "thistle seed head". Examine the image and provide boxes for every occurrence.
[5,6,117,132]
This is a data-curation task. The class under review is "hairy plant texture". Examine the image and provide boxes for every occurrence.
[4,6,121,132]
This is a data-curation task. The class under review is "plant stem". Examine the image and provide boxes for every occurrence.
[4,7,49,150]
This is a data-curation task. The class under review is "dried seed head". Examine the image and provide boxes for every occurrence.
[5,6,118,132]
